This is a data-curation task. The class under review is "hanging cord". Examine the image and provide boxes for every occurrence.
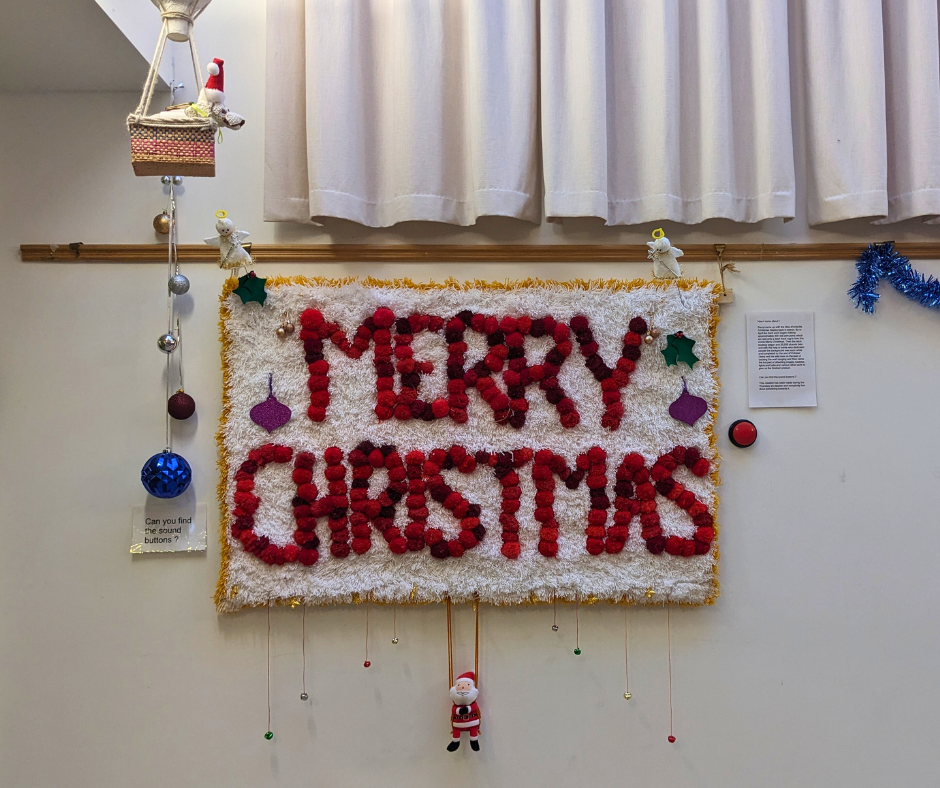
[176,318,184,392]
[134,18,204,120]
[623,606,631,700]
[363,603,371,668]
[445,598,480,688]
[134,21,169,119]
[666,606,675,743]
[391,606,398,644]
[300,605,307,700]
[552,592,558,631]
[473,598,479,686]
[446,598,453,688]
[265,603,273,739]
[574,593,581,654]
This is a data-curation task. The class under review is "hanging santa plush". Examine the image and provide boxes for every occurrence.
[447,672,481,752]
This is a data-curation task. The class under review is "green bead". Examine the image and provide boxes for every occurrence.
[264,731,274,740]
[574,647,582,655]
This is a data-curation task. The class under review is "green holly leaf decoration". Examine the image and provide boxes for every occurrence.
[233,271,267,306]
[661,332,699,368]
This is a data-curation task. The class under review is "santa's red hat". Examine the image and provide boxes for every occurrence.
[205,59,224,92]
[455,671,475,685]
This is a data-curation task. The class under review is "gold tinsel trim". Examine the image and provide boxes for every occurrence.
[215,275,722,611]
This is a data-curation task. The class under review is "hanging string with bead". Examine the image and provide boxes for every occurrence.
[363,603,371,668]
[300,605,308,701]
[391,606,399,645]
[573,593,582,655]
[666,605,676,743]
[264,603,273,740]
[552,592,559,631]
[622,606,632,699]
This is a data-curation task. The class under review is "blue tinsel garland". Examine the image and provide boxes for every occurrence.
[849,242,940,313]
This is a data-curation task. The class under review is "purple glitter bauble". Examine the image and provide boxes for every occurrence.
[168,390,196,420]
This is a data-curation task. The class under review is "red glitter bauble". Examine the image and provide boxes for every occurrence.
[363,661,371,668]
[167,390,196,420]
[668,735,676,743]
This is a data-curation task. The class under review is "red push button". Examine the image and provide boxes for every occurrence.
[729,419,757,448]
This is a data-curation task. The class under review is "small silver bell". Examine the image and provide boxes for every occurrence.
[391,637,399,645]
[276,326,287,339]
[161,175,172,185]
[168,274,190,295]
[157,333,178,353]
[300,692,308,701]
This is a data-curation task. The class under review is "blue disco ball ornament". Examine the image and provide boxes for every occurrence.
[141,450,192,498]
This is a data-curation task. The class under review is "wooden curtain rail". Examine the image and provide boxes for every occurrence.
[19,241,940,264]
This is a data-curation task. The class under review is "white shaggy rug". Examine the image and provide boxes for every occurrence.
[216,278,721,611]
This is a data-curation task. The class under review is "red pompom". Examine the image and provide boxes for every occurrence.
[373,307,395,328]
[538,540,558,557]
[298,548,319,565]
[431,398,450,418]
[300,309,324,329]
[501,542,521,559]
[283,544,300,562]
[273,445,293,463]
[691,458,710,477]
[323,447,344,464]
[448,539,465,558]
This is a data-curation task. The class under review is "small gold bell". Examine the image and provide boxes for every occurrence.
[153,211,171,234]
[623,692,632,700]
[276,326,287,339]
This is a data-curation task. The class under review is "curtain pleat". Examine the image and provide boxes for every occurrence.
[540,0,795,225]
[265,0,540,228]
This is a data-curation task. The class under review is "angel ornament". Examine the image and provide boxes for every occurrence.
[205,210,252,274]
[648,228,683,279]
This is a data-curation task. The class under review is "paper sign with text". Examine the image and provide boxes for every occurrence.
[746,311,817,408]
[131,503,207,553]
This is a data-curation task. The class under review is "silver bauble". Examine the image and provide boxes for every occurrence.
[157,333,178,353]
[168,274,191,295]
[161,175,172,185]
[172,175,183,185]
[300,692,308,701]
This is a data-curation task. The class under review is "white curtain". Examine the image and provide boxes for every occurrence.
[264,0,540,227]
[539,0,796,225]
[800,0,940,224]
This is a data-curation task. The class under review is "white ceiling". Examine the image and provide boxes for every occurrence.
[0,0,165,92]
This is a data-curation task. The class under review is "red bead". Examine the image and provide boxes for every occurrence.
[729,419,758,448]
[363,661,371,668]
[667,735,676,743]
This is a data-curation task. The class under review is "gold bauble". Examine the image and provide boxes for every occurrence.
[623,692,632,700]
[644,334,654,344]
[276,326,287,339]
[650,328,662,338]
[153,211,171,234]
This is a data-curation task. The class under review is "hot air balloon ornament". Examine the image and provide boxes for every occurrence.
[128,1,245,177]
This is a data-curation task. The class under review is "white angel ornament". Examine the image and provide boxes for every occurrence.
[205,210,252,273]
[648,228,683,279]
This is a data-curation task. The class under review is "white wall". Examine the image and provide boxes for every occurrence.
[3,2,940,786]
